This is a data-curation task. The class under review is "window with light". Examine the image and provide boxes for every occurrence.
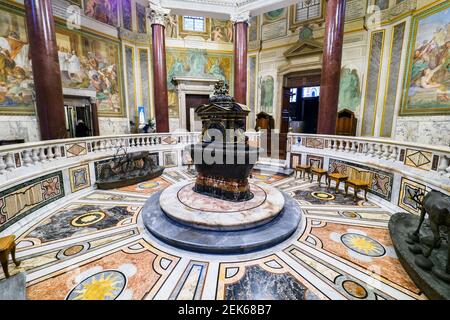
[295,0,322,23]
[290,88,298,103]
[183,16,206,32]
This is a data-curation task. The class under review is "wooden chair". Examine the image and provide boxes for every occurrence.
[295,164,311,180]
[0,235,20,278]
[310,167,327,187]
[344,169,371,202]
[327,172,348,193]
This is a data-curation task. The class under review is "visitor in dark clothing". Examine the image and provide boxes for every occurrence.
[75,120,90,137]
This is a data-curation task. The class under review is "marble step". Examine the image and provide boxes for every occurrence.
[254,163,294,176]
[0,272,26,300]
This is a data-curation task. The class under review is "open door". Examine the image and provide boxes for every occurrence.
[278,87,291,159]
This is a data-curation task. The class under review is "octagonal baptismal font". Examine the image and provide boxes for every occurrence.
[143,81,302,253]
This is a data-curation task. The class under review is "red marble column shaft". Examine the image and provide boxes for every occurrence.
[233,21,248,104]
[317,0,346,134]
[24,0,67,140]
[151,24,169,132]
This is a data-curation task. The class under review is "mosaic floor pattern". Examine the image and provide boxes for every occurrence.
[1,168,427,300]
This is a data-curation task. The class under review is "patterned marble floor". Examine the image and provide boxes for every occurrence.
[2,168,427,300]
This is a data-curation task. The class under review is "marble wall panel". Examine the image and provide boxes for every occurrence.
[69,164,91,193]
[362,31,384,136]
[397,177,427,215]
[380,22,405,137]
[0,171,64,232]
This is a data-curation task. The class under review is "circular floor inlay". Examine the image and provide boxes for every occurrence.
[253,174,271,181]
[64,245,84,256]
[66,270,126,300]
[138,181,160,189]
[342,280,368,299]
[341,233,386,257]
[311,191,335,201]
[71,211,106,227]
[340,211,360,219]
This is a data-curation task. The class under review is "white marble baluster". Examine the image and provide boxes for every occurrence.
[5,153,15,171]
[352,141,358,153]
[31,148,40,163]
[22,150,33,166]
[345,140,352,152]
[368,143,376,157]
[376,144,384,158]
[38,148,47,162]
[390,146,398,161]
[0,155,6,175]
[46,146,55,161]
[54,145,62,159]
[382,144,391,159]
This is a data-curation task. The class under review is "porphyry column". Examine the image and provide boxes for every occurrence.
[231,12,250,105]
[317,0,346,134]
[149,3,170,132]
[24,0,67,140]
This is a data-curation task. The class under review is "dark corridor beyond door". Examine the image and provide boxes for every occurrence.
[186,94,210,132]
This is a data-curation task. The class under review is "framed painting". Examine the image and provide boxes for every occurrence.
[210,19,233,42]
[136,3,147,34]
[55,25,125,117]
[0,5,34,115]
[400,2,450,115]
[248,16,259,42]
[122,0,132,31]
[84,0,119,27]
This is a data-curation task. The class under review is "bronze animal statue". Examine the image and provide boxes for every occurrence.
[99,147,158,181]
[407,188,450,282]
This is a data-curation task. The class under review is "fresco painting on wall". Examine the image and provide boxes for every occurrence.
[84,0,119,27]
[248,56,257,129]
[401,4,450,115]
[122,0,132,31]
[263,8,287,24]
[166,15,178,38]
[374,0,389,10]
[56,29,123,117]
[260,75,274,114]
[166,49,233,88]
[248,16,259,42]
[166,49,233,118]
[338,66,361,112]
[136,3,147,34]
[0,8,34,114]
[210,19,233,42]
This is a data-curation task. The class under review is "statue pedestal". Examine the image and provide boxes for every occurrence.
[389,212,450,299]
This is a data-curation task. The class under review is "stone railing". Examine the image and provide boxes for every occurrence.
[287,133,450,177]
[287,133,450,192]
[0,132,201,180]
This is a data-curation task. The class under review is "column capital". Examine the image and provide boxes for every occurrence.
[230,11,250,24]
[148,1,170,26]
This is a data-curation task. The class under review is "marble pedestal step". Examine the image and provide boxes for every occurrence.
[143,191,302,254]
[159,181,285,231]
[253,163,294,176]
[0,272,26,300]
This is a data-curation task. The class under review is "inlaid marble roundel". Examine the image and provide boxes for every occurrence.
[66,270,127,300]
[340,233,386,257]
